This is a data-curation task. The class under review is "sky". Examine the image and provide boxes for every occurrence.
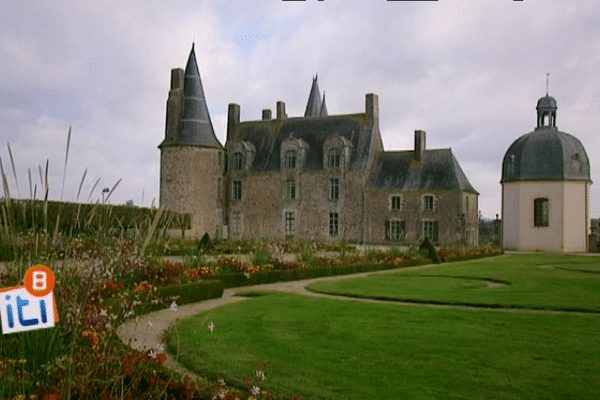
[1,0,599,219]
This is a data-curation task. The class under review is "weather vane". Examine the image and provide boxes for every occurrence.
[546,72,550,96]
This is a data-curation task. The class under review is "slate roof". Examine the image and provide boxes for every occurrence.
[536,95,557,110]
[164,44,222,148]
[304,75,327,117]
[231,114,371,172]
[372,149,479,193]
[501,127,590,182]
[502,96,590,183]
[319,93,328,117]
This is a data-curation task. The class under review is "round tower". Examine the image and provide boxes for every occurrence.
[159,45,225,238]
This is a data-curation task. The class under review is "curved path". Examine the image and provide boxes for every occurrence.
[115,257,587,381]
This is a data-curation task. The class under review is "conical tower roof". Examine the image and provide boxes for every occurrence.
[304,75,323,117]
[319,92,328,117]
[175,44,222,148]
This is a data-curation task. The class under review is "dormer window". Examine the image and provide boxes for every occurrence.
[232,152,243,171]
[286,150,297,169]
[329,149,340,168]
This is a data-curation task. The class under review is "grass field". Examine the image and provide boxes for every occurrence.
[309,254,600,312]
[168,254,600,400]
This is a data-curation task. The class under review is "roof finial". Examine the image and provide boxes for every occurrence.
[546,72,550,96]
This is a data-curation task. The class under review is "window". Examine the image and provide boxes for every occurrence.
[423,195,435,211]
[218,152,223,167]
[232,212,241,235]
[285,212,295,237]
[534,198,549,227]
[329,149,340,168]
[386,220,405,241]
[329,212,339,237]
[232,180,242,201]
[422,220,438,242]
[330,179,339,200]
[285,180,296,201]
[285,151,296,169]
[465,196,469,213]
[232,152,243,171]
[390,195,402,211]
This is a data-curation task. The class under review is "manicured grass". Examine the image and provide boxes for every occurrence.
[308,254,600,312]
[168,291,600,400]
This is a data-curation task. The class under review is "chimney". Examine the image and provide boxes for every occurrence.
[276,101,287,119]
[165,68,184,141]
[170,68,184,90]
[227,103,240,140]
[366,93,379,127]
[262,109,272,120]
[414,130,426,161]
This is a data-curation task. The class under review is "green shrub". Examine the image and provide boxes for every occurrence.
[251,248,271,266]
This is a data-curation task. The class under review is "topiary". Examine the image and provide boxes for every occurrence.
[419,237,443,264]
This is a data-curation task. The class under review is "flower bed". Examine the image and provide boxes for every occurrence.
[0,232,502,399]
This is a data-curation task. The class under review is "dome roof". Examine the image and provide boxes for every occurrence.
[502,127,590,183]
[536,95,557,110]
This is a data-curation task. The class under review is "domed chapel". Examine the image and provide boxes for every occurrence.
[159,45,480,245]
[501,90,592,252]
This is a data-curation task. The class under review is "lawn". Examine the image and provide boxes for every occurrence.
[308,254,600,312]
[167,290,600,400]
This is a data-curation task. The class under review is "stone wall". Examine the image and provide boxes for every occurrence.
[160,146,225,238]
[364,189,470,245]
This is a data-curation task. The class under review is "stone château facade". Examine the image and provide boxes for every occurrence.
[159,45,479,245]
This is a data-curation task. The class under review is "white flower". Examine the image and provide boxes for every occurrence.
[148,349,156,358]
[105,322,112,330]
[123,310,135,318]
[244,272,251,279]
[256,370,265,381]
[208,321,214,333]
[148,321,153,326]
[217,378,226,386]
[169,301,178,311]
[155,343,164,352]
[251,386,260,395]
[100,309,107,317]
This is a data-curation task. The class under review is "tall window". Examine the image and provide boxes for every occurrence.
[534,198,549,227]
[423,195,435,211]
[285,212,295,237]
[390,195,402,211]
[232,212,241,235]
[422,220,438,242]
[232,152,243,171]
[285,150,296,169]
[329,149,340,168]
[285,180,296,201]
[386,220,405,241]
[232,180,242,201]
[330,179,339,200]
[329,212,339,237]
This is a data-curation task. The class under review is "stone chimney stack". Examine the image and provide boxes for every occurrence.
[262,109,272,120]
[414,130,426,161]
[165,68,184,142]
[227,103,240,140]
[365,93,379,128]
[276,101,287,120]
